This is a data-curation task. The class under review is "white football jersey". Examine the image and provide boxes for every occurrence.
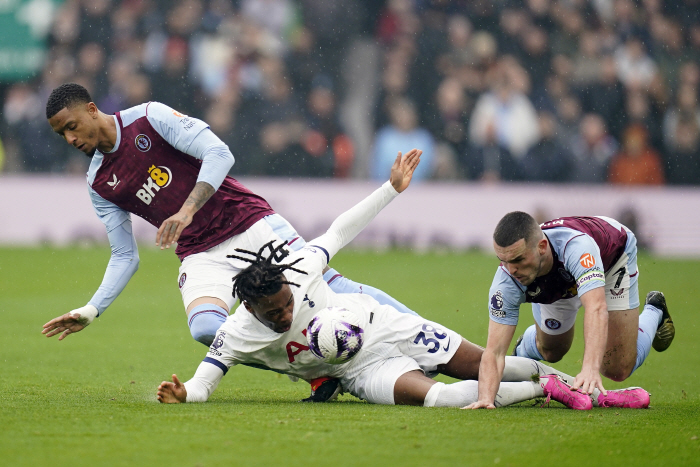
[204,243,390,381]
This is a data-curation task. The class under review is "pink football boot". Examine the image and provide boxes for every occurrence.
[540,375,593,410]
[597,387,650,408]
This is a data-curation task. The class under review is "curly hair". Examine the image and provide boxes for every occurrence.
[229,241,308,304]
[45,83,93,119]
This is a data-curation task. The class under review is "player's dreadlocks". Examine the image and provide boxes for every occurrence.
[228,240,308,304]
[46,83,93,119]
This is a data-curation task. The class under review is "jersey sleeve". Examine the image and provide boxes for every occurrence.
[145,102,210,153]
[89,185,131,232]
[145,102,234,191]
[488,266,526,326]
[184,359,226,403]
[295,244,333,275]
[562,234,606,297]
[306,181,399,262]
[87,187,140,314]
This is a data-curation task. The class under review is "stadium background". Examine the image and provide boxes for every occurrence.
[2,0,700,256]
[1,0,699,184]
[1,2,700,466]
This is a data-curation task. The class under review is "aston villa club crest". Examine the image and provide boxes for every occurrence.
[135,134,151,152]
[179,272,187,289]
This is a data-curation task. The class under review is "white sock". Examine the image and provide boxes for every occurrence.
[423,380,541,408]
[494,381,541,407]
[502,356,575,386]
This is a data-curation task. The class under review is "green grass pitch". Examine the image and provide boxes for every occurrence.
[1,246,699,466]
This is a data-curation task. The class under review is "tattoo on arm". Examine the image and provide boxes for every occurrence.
[183,182,215,212]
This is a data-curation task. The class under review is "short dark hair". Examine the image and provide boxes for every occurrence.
[493,211,542,247]
[229,241,307,304]
[46,83,93,119]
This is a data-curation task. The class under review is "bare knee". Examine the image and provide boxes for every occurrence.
[539,348,567,363]
[602,362,634,382]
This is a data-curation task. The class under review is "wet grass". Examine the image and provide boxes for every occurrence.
[1,247,698,466]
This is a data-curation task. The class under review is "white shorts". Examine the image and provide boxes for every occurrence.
[178,214,305,310]
[340,310,461,405]
[533,230,640,335]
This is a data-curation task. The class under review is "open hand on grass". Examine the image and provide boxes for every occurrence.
[157,374,187,403]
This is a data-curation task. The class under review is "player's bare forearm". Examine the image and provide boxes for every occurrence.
[469,321,516,408]
[582,305,607,371]
[476,349,503,406]
[182,181,215,214]
[575,288,608,393]
[156,181,215,248]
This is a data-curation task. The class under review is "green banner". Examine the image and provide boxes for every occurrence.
[0,0,63,81]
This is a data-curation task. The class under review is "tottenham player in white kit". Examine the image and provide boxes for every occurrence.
[42,83,418,356]
[157,154,649,409]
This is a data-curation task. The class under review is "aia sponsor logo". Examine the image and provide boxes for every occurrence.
[579,253,596,268]
[136,164,172,205]
[135,134,151,152]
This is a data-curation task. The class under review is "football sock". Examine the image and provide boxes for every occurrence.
[494,382,541,407]
[502,356,575,386]
[632,303,663,373]
[423,380,540,408]
[187,304,228,346]
[323,267,418,316]
[514,325,545,360]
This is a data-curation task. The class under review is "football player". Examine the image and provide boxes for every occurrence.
[42,83,418,352]
[158,156,648,410]
[467,212,673,409]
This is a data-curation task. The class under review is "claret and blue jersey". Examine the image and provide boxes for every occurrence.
[84,101,274,314]
[87,101,274,260]
[488,216,630,326]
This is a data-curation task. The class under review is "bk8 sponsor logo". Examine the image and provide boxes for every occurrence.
[136,165,172,205]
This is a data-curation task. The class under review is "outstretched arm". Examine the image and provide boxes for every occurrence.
[464,320,516,409]
[308,149,421,261]
[42,203,139,340]
[157,360,225,403]
[574,287,608,395]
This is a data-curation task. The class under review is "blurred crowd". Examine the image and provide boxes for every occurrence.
[1,0,699,185]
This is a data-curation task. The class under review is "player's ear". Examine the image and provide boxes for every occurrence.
[243,301,254,314]
[537,236,548,255]
[87,102,98,118]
